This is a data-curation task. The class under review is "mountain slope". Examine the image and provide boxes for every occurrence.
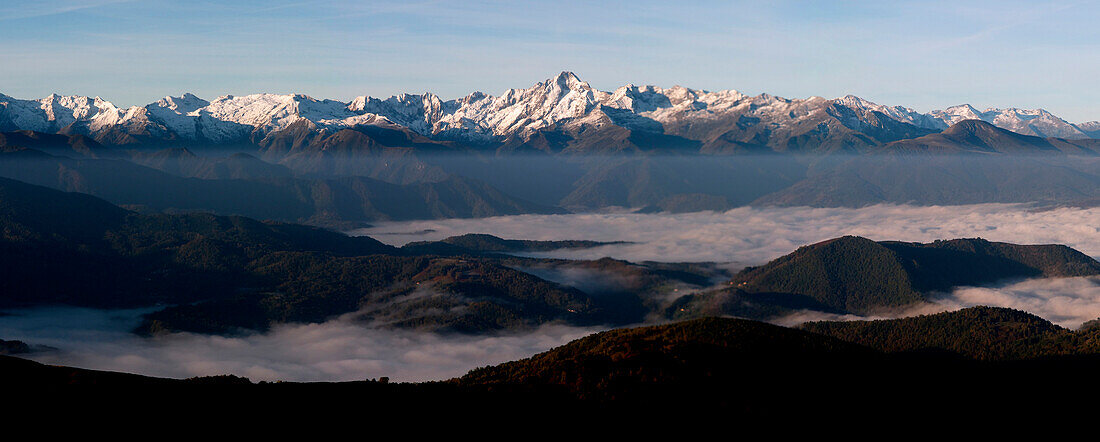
[929,105,1094,139]
[729,236,925,313]
[460,317,876,400]
[876,120,1100,155]
[682,236,1100,316]
[0,130,117,158]
[754,121,1100,207]
[800,306,1100,360]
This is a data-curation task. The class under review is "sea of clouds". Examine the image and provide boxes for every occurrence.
[0,306,600,382]
[354,203,1100,266]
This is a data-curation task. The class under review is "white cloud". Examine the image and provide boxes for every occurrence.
[353,203,1100,266]
[0,307,601,382]
[932,276,1100,329]
[770,277,1100,330]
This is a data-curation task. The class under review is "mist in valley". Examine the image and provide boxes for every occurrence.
[355,203,1100,266]
[0,306,602,382]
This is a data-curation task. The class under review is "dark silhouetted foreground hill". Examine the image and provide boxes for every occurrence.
[460,317,875,401]
[802,306,1100,360]
[11,313,1100,419]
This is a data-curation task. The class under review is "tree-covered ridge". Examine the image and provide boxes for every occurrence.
[141,252,605,335]
[885,238,1100,282]
[665,287,843,321]
[457,310,1100,403]
[725,236,1100,315]
[801,306,1100,360]
[731,236,923,313]
[460,317,875,399]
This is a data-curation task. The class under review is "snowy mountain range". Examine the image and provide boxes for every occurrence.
[2,71,1098,152]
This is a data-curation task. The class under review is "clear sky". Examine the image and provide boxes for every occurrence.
[2,0,1099,121]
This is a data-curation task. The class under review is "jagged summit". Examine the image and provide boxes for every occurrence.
[550,70,586,89]
[929,104,1088,139]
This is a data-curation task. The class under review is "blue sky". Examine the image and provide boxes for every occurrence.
[2,0,1099,121]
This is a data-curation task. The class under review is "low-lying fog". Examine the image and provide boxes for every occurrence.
[354,203,1100,266]
[6,276,1100,382]
[8,203,1100,382]
[773,276,1100,330]
[0,307,600,382]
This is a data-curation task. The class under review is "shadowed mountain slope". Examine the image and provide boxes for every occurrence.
[755,121,1100,207]
[0,148,562,228]
[876,120,1100,155]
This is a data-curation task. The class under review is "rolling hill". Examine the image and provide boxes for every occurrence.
[672,236,1100,317]
[801,306,1100,360]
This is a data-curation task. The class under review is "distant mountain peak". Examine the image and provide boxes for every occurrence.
[552,70,584,87]
[943,118,999,133]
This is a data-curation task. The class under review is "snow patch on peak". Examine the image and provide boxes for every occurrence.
[604,84,673,113]
[835,95,946,129]
[552,71,585,89]
[154,93,209,114]
[929,104,1087,139]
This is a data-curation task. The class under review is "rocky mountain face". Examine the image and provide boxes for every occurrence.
[5,72,1098,153]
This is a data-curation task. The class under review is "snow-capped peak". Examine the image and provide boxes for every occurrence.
[154,93,209,114]
[834,95,947,129]
[3,72,1099,145]
[929,104,1087,138]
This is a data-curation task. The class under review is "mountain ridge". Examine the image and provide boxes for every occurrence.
[670,235,1100,318]
[5,72,1098,153]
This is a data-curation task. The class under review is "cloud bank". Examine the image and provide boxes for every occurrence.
[8,277,1100,383]
[932,276,1100,329]
[773,277,1100,330]
[0,307,601,382]
[354,204,1100,266]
